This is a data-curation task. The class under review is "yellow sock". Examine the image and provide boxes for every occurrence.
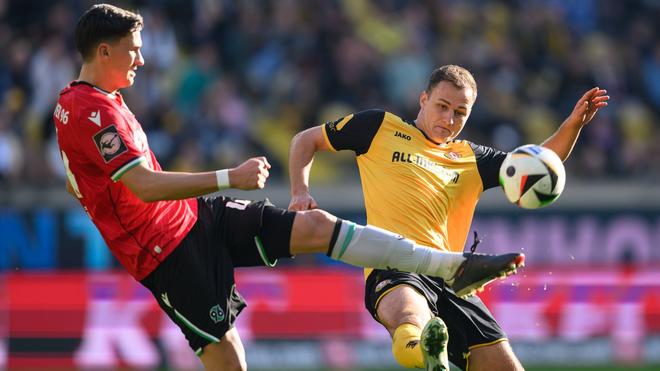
[392,323,425,369]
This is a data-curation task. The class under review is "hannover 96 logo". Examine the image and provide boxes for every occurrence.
[209,305,225,324]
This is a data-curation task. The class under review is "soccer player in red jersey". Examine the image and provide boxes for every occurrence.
[54,4,525,370]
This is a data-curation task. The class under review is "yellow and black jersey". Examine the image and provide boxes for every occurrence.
[323,109,506,256]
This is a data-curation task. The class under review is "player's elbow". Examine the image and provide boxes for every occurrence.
[138,193,159,203]
[123,179,160,202]
[119,164,162,202]
[290,130,307,149]
[291,127,324,151]
[134,186,160,203]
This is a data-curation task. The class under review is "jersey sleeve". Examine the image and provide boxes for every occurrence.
[322,109,385,155]
[75,103,146,182]
[469,142,508,190]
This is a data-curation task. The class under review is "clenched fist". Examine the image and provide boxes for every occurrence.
[288,191,319,211]
[228,157,271,190]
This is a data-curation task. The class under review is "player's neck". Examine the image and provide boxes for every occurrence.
[78,64,118,94]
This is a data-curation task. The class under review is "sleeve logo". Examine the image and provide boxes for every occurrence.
[326,114,354,132]
[93,125,128,163]
[88,110,101,126]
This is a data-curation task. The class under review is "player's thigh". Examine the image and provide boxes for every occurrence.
[376,284,433,335]
[468,340,524,371]
[141,216,248,360]
[289,208,337,254]
[199,327,247,371]
[212,197,295,267]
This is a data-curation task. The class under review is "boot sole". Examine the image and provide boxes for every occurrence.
[421,317,450,371]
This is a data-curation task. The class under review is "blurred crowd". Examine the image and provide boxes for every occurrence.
[0,0,659,186]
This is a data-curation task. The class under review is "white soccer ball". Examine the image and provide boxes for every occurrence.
[499,144,566,209]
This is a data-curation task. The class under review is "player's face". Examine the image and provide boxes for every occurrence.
[102,30,144,90]
[417,81,474,143]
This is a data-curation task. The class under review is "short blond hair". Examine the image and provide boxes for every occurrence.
[426,65,478,100]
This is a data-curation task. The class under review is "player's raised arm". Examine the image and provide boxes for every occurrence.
[542,87,609,161]
[288,125,330,211]
[289,109,385,211]
[120,156,271,202]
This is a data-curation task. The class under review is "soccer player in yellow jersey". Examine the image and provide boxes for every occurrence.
[289,65,609,371]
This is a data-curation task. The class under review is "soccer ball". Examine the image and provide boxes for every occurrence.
[499,144,566,209]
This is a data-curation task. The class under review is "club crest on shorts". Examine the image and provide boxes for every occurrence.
[375,279,392,293]
[93,125,127,163]
[209,304,225,324]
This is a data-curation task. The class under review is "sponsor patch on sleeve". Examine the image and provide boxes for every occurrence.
[326,114,354,132]
[93,125,128,163]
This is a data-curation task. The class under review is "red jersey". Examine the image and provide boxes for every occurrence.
[54,81,198,280]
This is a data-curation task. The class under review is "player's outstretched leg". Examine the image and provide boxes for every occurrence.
[421,317,450,371]
[289,211,524,295]
[322,221,525,297]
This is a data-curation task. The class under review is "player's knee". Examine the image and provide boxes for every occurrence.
[303,208,335,227]
[397,313,428,330]
[228,359,247,371]
[200,342,247,371]
[377,287,432,332]
[294,209,335,241]
[217,357,246,371]
[204,352,246,371]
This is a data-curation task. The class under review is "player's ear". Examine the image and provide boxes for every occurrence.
[98,44,110,59]
[419,90,429,108]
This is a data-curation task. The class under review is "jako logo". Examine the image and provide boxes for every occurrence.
[394,131,411,140]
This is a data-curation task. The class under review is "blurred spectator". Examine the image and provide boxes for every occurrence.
[28,36,74,131]
[617,100,655,176]
[0,110,22,183]
[0,0,658,186]
[175,42,219,116]
[642,42,660,108]
[140,8,178,72]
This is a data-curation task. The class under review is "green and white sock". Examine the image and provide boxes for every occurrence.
[327,221,465,280]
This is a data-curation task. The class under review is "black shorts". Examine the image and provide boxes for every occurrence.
[365,269,507,370]
[140,196,295,355]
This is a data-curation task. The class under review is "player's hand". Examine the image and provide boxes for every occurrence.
[288,192,319,211]
[565,87,609,128]
[228,156,271,190]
